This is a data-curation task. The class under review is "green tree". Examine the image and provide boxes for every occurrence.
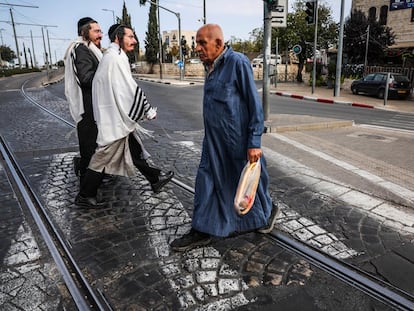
[0,45,16,62]
[279,0,337,82]
[119,1,140,63]
[140,0,159,73]
[343,10,395,65]
[249,0,337,82]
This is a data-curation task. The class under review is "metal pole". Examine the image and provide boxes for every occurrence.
[311,1,318,94]
[364,25,370,71]
[275,37,278,88]
[203,0,206,24]
[0,28,4,45]
[334,0,345,97]
[262,2,272,121]
[148,0,182,80]
[41,27,49,77]
[46,28,52,67]
[157,0,163,80]
[178,13,183,81]
[10,8,21,68]
[30,30,37,68]
[384,72,390,106]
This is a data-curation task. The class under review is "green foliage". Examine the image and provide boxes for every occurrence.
[119,2,139,63]
[0,67,40,77]
[343,10,395,65]
[144,2,159,66]
[0,45,16,62]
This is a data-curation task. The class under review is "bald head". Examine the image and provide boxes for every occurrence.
[196,23,225,65]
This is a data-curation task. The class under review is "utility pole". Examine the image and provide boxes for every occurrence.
[46,28,52,67]
[157,0,163,80]
[311,1,318,94]
[0,3,38,68]
[364,25,370,72]
[262,1,272,121]
[41,27,49,76]
[9,8,21,68]
[0,28,4,45]
[334,0,345,97]
[203,0,206,24]
[30,30,37,68]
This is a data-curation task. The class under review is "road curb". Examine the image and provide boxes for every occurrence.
[270,90,375,109]
[264,119,354,133]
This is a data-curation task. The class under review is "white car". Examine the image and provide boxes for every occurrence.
[251,54,281,67]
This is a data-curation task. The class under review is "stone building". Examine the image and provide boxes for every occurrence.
[352,0,414,51]
[161,30,197,62]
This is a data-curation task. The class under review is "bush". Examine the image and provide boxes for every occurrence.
[0,67,41,77]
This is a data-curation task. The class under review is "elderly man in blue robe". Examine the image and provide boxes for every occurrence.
[170,24,279,252]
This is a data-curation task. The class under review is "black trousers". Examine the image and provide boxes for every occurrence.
[79,133,160,198]
[77,114,98,177]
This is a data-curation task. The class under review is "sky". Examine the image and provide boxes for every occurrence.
[0,0,352,66]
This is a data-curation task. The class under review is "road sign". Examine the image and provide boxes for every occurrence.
[271,0,287,28]
[177,60,184,69]
[292,44,302,54]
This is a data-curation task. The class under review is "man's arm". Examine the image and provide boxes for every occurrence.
[74,44,97,88]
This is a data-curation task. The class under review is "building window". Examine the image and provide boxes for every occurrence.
[368,7,376,22]
[379,5,388,25]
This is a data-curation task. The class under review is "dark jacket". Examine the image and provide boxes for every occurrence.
[74,43,100,121]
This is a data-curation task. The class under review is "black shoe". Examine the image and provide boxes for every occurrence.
[170,228,211,252]
[257,202,280,234]
[151,171,174,193]
[73,156,81,177]
[75,194,101,208]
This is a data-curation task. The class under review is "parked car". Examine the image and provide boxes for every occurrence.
[351,72,411,99]
[251,54,281,67]
[187,58,202,64]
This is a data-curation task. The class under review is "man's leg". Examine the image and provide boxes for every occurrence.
[76,116,98,179]
[75,169,103,208]
[128,134,173,192]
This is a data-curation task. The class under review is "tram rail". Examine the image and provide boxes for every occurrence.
[11,77,414,310]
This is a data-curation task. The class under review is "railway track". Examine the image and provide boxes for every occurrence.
[1,76,413,310]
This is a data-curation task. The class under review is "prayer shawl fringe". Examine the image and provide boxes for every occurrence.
[92,42,154,147]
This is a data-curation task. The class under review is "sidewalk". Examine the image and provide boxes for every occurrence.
[136,73,414,114]
[271,81,414,114]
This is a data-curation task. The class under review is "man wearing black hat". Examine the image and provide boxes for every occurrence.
[64,17,103,185]
[74,24,174,208]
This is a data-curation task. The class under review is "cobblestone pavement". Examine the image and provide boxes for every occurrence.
[1,76,412,310]
[0,162,73,310]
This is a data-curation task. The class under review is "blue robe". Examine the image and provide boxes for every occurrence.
[192,47,273,237]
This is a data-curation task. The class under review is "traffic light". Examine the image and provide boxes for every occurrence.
[305,1,316,25]
[264,0,276,9]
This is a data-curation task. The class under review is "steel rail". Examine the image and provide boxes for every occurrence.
[21,76,414,310]
[0,136,96,310]
[271,231,414,311]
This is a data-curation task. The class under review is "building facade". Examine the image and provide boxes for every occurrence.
[352,0,414,50]
[161,30,197,62]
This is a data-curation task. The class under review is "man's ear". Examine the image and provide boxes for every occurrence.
[216,38,223,48]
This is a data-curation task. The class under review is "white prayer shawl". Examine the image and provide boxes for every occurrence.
[88,43,156,177]
[92,42,154,147]
[63,37,103,123]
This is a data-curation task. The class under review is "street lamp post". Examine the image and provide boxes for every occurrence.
[102,8,115,24]
[148,0,183,80]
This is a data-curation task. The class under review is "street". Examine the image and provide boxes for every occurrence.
[0,72,413,310]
